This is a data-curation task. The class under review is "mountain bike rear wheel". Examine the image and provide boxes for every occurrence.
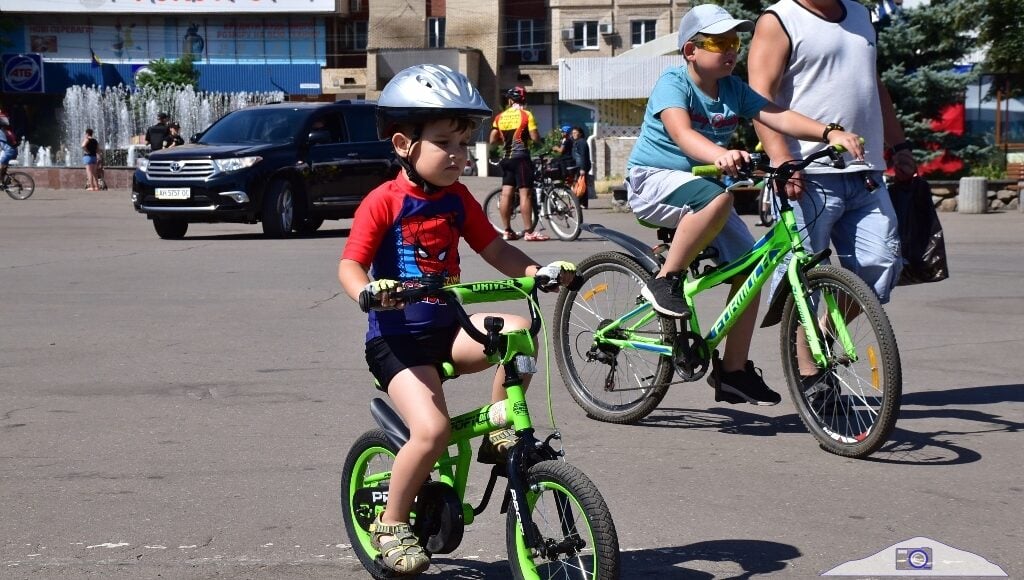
[780,265,901,458]
[543,184,583,241]
[506,460,620,580]
[554,252,674,423]
[5,171,34,200]
[340,429,404,580]
[484,187,533,237]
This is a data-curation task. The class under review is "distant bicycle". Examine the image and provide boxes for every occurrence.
[483,155,584,241]
[3,171,35,200]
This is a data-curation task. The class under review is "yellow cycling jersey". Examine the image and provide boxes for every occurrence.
[492,107,537,159]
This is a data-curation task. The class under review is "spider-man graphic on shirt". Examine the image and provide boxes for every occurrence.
[341,174,498,340]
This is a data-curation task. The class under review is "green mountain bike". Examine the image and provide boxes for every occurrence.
[553,146,902,458]
[342,274,620,579]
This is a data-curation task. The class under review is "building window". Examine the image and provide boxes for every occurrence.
[428,17,446,48]
[349,0,364,12]
[573,21,599,50]
[513,19,538,49]
[343,20,368,51]
[631,20,656,47]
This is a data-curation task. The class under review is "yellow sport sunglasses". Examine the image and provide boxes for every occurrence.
[695,36,742,53]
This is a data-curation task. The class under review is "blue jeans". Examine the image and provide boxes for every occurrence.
[769,171,901,304]
[0,143,17,165]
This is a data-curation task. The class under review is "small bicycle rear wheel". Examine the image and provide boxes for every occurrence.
[5,172,34,200]
[554,251,674,423]
[543,184,583,241]
[340,429,404,580]
[505,460,620,580]
[780,265,901,458]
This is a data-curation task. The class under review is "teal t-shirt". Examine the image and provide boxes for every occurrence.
[627,67,768,172]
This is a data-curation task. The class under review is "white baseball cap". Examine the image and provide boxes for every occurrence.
[677,4,754,49]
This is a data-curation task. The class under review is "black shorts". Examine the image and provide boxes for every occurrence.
[364,327,460,392]
[500,157,534,189]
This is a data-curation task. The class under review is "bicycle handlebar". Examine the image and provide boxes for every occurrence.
[691,144,852,182]
[358,274,585,349]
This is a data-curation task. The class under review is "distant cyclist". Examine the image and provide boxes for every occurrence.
[0,107,19,186]
[489,86,548,241]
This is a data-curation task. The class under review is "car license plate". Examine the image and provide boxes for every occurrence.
[156,188,190,200]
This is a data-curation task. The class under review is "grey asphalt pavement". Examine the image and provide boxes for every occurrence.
[2,182,1022,579]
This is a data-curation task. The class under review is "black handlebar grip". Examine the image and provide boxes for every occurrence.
[358,289,377,313]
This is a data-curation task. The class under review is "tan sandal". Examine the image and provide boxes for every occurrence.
[477,428,519,464]
[369,514,430,575]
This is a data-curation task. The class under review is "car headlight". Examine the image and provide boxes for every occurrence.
[213,156,262,173]
[137,158,148,171]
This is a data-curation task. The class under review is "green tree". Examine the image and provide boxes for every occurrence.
[964,0,1024,99]
[135,54,200,90]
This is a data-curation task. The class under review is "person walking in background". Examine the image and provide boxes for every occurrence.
[146,112,170,151]
[570,126,593,209]
[747,0,910,386]
[82,129,101,191]
[552,124,575,178]
[489,86,548,241]
[162,122,184,149]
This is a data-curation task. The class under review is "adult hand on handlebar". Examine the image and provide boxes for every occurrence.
[361,279,404,310]
[826,130,864,161]
[714,149,751,178]
[534,260,577,293]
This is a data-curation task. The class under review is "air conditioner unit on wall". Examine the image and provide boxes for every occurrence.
[561,28,574,41]
[521,49,540,63]
[599,22,614,35]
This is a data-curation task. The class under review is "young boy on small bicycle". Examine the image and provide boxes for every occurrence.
[625,4,863,405]
[337,64,575,575]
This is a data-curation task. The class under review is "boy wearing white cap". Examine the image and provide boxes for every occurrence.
[625,4,864,405]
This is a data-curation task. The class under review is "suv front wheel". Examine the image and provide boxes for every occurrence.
[262,179,295,238]
[153,217,188,239]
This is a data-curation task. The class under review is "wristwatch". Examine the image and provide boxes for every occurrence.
[821,123,845,143]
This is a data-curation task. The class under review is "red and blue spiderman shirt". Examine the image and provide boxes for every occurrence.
[342,172,499,341]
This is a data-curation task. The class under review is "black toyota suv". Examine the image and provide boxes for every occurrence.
[132,101,397,239]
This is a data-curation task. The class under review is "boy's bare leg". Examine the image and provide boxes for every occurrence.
[381,367,451,527]
[658,193,733,277]
[451,312,533,404]
[722,281,761,373]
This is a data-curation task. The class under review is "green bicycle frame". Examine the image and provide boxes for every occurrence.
[593,210,855,369]
[365,277,540,527]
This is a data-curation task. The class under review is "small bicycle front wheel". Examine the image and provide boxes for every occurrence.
[506,460,620,580]
[484,187,527,237]
[5,172,34,200]
[340,429,404,580]
[554,251,675,423]
[780,265,902,458]
[543,184,583,241]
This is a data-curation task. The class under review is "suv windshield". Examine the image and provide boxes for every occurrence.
[199,108,308,145]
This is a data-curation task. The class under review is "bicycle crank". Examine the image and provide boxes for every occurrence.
[672,331,710,381]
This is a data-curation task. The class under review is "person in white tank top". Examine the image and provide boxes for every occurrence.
[748,0,911,384]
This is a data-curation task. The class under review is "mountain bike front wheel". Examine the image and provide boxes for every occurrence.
[780,265,902,458]
[5,171,34,200]
[554,251,675,423]
[506,460,620,580]
[340,429,403,580]
[542,184,583,241]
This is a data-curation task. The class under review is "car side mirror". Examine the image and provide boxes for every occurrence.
[307,129,332,145]
[189,133,201,144]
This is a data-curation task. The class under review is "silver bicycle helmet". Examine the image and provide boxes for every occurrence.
[376,64,492,138]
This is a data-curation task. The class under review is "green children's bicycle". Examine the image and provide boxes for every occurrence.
[342,274,620,579]
[553,146,902,459]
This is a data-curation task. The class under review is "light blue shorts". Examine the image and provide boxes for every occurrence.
[768,170,901,304]
[83,155,98,165]
[625,165,755,264]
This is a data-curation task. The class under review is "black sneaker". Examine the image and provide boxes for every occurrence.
[710,360,781,405]
[641,274,690,319]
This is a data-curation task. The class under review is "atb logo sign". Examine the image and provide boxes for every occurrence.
[823,536,1006,577]
[2,54,44,93]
